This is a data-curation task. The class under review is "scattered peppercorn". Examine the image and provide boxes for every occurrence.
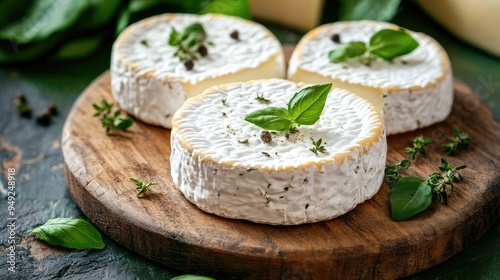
[198,45,208,57]
[36,110,51,126]
[230,30,239,40]
[184,60,194,70]
[260,130,272,143]
[48,103,58,115]
[331,33,341,43]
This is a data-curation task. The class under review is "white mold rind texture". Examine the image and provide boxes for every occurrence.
[288,20,453,135]
[170,79,387,225]
[111,13,285,128]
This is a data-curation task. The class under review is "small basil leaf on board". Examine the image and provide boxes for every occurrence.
[390,176,432,221]
[339,0,402,21]
[171,275,215,280]
[369,29,419,61]
[244,107,292,131]
[28,218,105,249]
[288,83,333,125]
[328,41,366,63]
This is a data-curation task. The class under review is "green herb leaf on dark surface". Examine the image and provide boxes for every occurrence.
[28,218,105,250]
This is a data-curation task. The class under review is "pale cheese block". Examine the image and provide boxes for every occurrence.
[288,21,453,135]
[111,13,285,128]
[250,0,324,32]
[170,79,387,225]
[418,0,500,58]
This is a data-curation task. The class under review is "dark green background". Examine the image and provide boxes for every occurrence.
[0,3,498,279]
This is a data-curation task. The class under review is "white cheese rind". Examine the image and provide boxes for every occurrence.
[288,20,453,135]
[111,13,285,128]
[170,79,387,225]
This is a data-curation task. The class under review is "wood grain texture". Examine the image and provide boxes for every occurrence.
[62,72,500,279]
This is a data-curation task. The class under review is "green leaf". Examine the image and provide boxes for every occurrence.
[74,0,122,31]
[288,84,332,125]
[181,23,206,46]
[113,116,134,131]
[328,41,366,63]
[171,275,215,280]
[339,0,402,21]
[201,0,251,19]
[169,28,181,46]
[390,176,432,221]
[369,29,419,61]
[0,0,35,28]
[0,0,90,44]
[50,35,104,61]
[244,107,293,131]
[28,218,105,249]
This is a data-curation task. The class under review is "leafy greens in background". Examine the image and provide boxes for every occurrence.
[0,0,404,64]
[339,0,402,21]
[0,0,251,63]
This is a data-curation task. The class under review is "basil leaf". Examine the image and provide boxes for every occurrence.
[169,28,181,46]
[390,176,432,221]
[201,0,251,20]
[28,218,105,249]
[244,107,292,131]
[369,29,419,61]
[181,23,206,42]
[50,34,104,61]
[171,275,215,280]
[339,0,402,21]
[328,41,366,63]
[288,84,332,125]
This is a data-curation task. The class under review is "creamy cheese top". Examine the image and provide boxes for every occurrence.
[173,79,384,171]
[114,13,283,85]
[289,20,450,92]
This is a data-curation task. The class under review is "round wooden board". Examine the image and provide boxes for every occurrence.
[63,71,500,279]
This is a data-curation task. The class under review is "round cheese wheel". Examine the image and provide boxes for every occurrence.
[288,20,453,135]
[170,79,387,225]
[111,13,285,128]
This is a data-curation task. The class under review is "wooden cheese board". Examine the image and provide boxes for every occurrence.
[62,69,499,279]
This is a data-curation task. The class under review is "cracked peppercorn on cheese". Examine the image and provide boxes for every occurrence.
[170,79,387,225]
[111,13,285,129]
[288,20,453,135]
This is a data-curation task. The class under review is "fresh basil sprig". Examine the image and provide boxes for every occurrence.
[27,218,105,250]
[329,28,419,65]
[244,84,332,131]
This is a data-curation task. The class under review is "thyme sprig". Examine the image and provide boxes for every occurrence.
[255,94,270,103]
[93,100,134,134]
[310,139,327,155]
[384,159,411,187]
[130,177,158,198]
[426,158,467,204]
[404,135,434,161]
[168,22,208,70]
[443,129,469,156]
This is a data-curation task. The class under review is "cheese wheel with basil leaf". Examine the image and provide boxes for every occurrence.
[170,78,387,225]
[288,20,453,135]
